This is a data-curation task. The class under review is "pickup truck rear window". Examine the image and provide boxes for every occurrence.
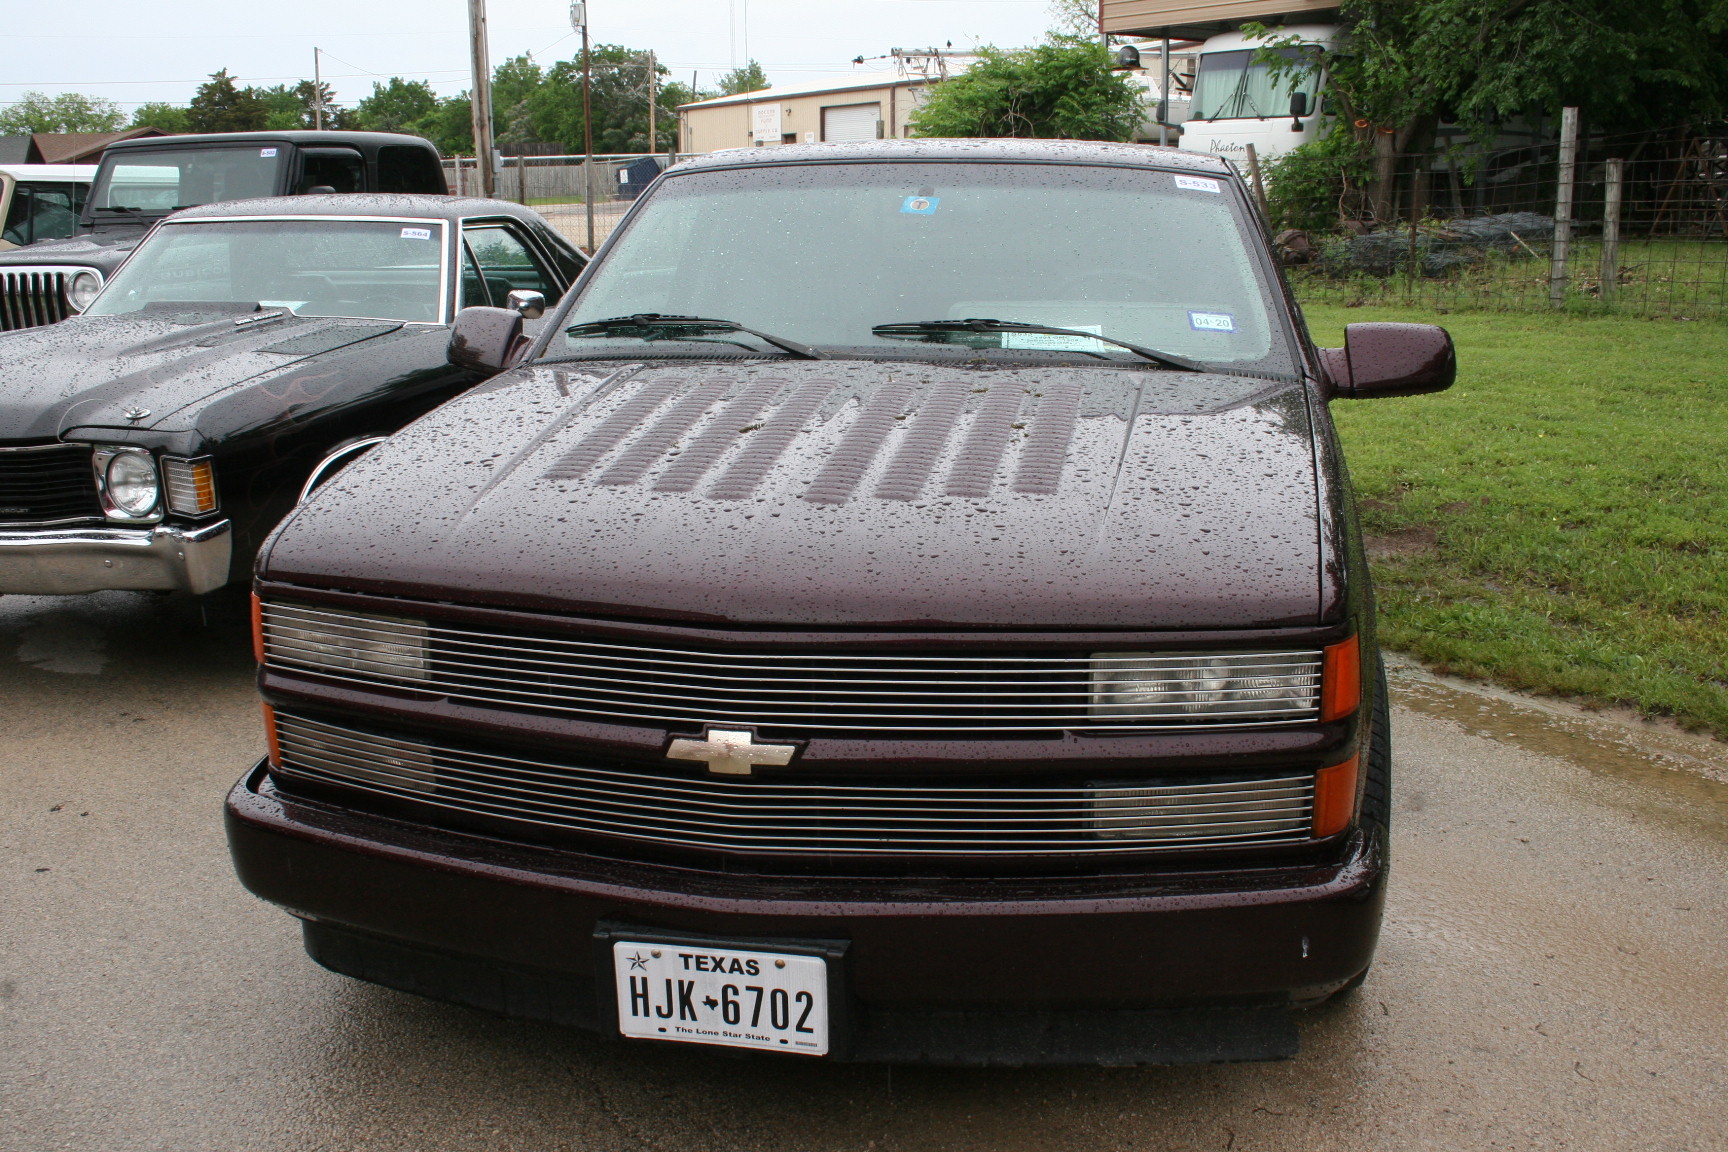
[93,146,284,213]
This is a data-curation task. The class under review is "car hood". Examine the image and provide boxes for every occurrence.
[0,311,413,440]
[0,230,138,272]
[267,360,1325,629]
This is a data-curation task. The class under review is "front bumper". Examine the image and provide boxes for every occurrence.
[227,761,1386,1062]
[0,519,232,594]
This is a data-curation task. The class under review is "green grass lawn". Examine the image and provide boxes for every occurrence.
[1303,303,1728,737]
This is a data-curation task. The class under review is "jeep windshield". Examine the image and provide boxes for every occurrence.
[554,161,1297,375]
[84,217,446,323]
[90,145,284,215]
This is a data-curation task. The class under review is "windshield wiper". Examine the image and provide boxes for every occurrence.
[564,313,825,360]
[872,319,1205,372]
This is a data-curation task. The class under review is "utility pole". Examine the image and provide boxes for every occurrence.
[647,49,657,156]
[468,0,497,198]
[572,1,595,251]
[313,48,323,130]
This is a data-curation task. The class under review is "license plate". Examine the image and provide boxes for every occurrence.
[611,940,829,1055]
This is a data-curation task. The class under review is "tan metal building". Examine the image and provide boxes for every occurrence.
[1103,0,1336,39]
[677,76,932,155]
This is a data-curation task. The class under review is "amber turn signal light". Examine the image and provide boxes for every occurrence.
[1312,754,1360,837]
[261,702,281,768]
[1320,635,1361,722]
[250,592,265,665]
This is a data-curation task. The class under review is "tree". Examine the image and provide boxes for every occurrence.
[411,96,475,155]
[1260,0,1728,221]
[253,81,343,131]
[129,103,191,134]
[0,91,125,134]
[717,61,769,97]
[354,78,440,134]
[529,46,690,154]
[910,38,1142,141]
[1047,0,1100,39]
[186,70,267,133]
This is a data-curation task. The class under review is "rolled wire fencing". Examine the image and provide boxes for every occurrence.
[442,153,671,252]
[1271,122,1728,319]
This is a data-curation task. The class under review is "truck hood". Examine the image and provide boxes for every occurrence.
[267,361,1325,629]
[0,311,408,440]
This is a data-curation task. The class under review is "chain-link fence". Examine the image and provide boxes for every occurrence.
[1273,123,1728,319]
[442,154,671,252]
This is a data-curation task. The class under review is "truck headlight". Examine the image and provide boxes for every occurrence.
[92,447,161,519]
[260,601,430,682]
[65,270,103,313]
[1089,651,1322,721]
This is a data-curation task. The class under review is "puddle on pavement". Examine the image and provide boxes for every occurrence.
[1387,654,1728,825]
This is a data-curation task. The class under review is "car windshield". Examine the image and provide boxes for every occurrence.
[92,146,285,213]
[85,218,446,323]
[556,161,1293,373]
[1189,48,1320,121]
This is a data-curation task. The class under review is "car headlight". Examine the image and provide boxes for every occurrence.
[65,270,102,313]
[1089,651,1323,722]
[258,601,430,682]
[92,447,161,519]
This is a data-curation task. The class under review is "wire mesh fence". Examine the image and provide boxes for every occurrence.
[442,154,670,252]
[1275,123,1728,319]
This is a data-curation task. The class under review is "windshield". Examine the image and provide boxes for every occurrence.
[1189,48,1319,121]
[92,146,285,213]
[85,218,446,323]
[556,162,1292,373]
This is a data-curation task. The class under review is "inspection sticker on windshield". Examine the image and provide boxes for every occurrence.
[259,148,278,157]
[400,227,433,240]
[1189,311,1236,332]
[1002,324,1106,352]
[1173,174,1221,193]
[900,195,940,215]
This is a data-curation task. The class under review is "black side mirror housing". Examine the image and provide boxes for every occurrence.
[1114,45,1142,70]
[448,306,526,372]
[1289,91,1310,118]
[1319,322,1456,399]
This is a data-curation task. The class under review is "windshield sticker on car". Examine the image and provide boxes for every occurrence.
[1189,311,1236,332]
[260,148,278,158]
[400,227,433,240]
[1002,324,1105,352]
[900,195,940,215]
[1173,175,1221,194]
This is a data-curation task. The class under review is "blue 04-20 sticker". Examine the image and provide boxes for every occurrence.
[1189,311,1236,332]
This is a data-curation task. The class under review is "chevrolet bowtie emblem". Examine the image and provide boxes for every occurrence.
[667,728,798,776]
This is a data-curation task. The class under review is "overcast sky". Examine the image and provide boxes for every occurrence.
[4,0,1060,113]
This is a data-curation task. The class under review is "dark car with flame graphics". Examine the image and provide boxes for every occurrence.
[228,140,1454,1065]
[0,194,582,596]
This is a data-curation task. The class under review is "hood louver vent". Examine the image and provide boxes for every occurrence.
[541,374,1079,502]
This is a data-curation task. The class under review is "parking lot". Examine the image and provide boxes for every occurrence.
[4,589,1726,1151]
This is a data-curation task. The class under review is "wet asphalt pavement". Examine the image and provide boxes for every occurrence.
[3,590,1726,1152]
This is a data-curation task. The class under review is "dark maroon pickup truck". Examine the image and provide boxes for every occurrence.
[226,139,1454,1065]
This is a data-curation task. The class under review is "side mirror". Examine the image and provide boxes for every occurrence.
[1114,45,1142,70]
[1289,91,1310,119]
[1319,322,1455,399]
[506,289,546,319]
[448,305,526,372]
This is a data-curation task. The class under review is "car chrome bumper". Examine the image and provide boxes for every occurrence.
[0,519,232,594]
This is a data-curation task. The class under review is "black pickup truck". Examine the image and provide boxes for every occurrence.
[0,131,447,332]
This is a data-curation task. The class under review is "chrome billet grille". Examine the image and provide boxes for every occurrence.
[0,444,102,525]
[261,600,1325,734]
[0,270,70,331]
[272,711,1317,856]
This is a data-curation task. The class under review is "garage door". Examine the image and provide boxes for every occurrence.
[822,103,882,143]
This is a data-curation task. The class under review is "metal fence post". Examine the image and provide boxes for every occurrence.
[1600,157,1624,307]
[584,157,597,254]
[1548,106,1580,308]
